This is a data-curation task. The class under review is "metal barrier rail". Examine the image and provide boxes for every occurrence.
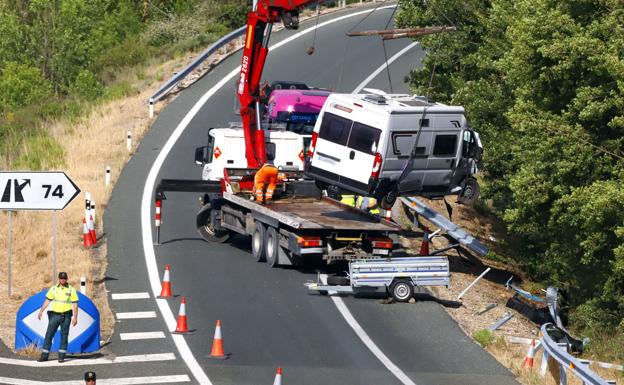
[400,196,489,256]
[540,323,615,385]
[147,26,247,117]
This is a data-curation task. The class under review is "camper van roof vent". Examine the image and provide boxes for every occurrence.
[363,94,388,105]
[398,97,430,107]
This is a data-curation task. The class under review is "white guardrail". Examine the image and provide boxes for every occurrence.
[147,25,247,117]
[540,323,617,385]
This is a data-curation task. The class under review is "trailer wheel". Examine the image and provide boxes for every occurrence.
[252,221,266,262]
[390,279,414,302]
[196,205,230,243]
[265,226,280,268]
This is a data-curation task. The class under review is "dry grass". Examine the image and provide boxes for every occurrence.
[0,51,200,352]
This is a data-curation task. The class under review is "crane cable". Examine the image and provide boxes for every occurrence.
[337,0,390,91]
[306,1,322,55]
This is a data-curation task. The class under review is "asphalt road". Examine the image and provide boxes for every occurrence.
[0,4,520,385]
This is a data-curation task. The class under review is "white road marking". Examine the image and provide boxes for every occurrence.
[320,274,419,385]
[353,41,420,94]
[112,292,151,300]
[0,375,190,384]
[120,331,166,340]
[140,5,396,385]
[116,311,157,319]
[0,353,176,367]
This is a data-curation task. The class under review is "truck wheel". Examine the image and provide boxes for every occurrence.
[252,221,266,262]
[196,206,230,243]
[265,226,280,268]
[390,279,414,302]
[327,275,350,286]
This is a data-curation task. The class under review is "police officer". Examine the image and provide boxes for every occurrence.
[84,371,96,384]
[37,271,79,363]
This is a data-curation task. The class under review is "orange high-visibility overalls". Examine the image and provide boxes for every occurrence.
[254,164,278,203]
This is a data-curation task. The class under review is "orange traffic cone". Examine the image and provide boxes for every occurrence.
[158,264,173,298]
[83,218,94,248]
[419,228,430,256]
[172,296,193,334]
[88,214,97,244]
[523,339,536,368]
[272,367,282,385]
[208,320,228,359]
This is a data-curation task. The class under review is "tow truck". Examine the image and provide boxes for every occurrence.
[156,0,405,267]
[155,1,459,272]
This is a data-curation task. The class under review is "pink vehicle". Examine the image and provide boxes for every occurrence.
[265,88,330,143]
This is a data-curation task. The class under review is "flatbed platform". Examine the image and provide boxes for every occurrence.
[224,193,400,232]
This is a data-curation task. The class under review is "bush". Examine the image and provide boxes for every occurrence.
[70,70,104,101]
[472,329,495,348]
[0,62,53,112]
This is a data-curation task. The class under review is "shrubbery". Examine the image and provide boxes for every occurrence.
[0,0,248,169]
[396,0,624,334]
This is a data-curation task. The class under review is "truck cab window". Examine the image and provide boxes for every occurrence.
[266,142,276,161]
[206,136,214,163]
[433,134,458,157]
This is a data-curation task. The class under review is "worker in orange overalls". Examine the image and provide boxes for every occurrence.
[254,161,279,204]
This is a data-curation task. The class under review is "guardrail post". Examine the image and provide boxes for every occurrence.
[540,348,549,377]
[557,343,568,385]
[579,359,590,385]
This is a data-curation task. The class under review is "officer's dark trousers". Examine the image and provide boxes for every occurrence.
[42,311,72,353]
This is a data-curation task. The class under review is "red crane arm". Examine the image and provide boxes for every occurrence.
[238,1,323,168]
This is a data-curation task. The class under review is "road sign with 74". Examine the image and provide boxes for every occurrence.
[0,172,80,211]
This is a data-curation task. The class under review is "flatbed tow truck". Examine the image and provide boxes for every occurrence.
[154,1,454,286]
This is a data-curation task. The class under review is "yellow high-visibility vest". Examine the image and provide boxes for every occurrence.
[45,284,78,313]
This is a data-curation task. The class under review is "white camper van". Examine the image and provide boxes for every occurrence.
[195,128,305,181]
[305,91,482,209]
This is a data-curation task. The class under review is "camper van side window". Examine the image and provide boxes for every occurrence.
[392,133,427,158]
[433,134,458,157]
[348,122,381,155]
[318,112,351,146]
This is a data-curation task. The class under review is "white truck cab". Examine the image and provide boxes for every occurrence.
[305,91,482,208]
[195,128,305,181]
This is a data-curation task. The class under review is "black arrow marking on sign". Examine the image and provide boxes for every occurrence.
[1,180,11,202]
[13,179,31,202]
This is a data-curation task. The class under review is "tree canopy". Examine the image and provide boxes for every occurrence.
[397,0,624,332]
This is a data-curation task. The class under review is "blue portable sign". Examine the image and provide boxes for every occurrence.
[15,290,100,353]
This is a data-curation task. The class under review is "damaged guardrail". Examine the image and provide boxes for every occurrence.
[400,196,489,256]
[540,323,616,385]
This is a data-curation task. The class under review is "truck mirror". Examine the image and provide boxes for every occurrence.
[195,146,207,165]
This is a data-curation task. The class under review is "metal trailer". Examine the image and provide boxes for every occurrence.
[157,179,402,268]
[305,256,450,302]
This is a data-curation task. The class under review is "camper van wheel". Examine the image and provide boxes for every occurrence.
[457,178,480,205]
[252,221,267,262]
[196,206,230,243]
[265,226,280,268]
[390,279,414,302]
[380,189,398,210]
[315,180,328,191]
